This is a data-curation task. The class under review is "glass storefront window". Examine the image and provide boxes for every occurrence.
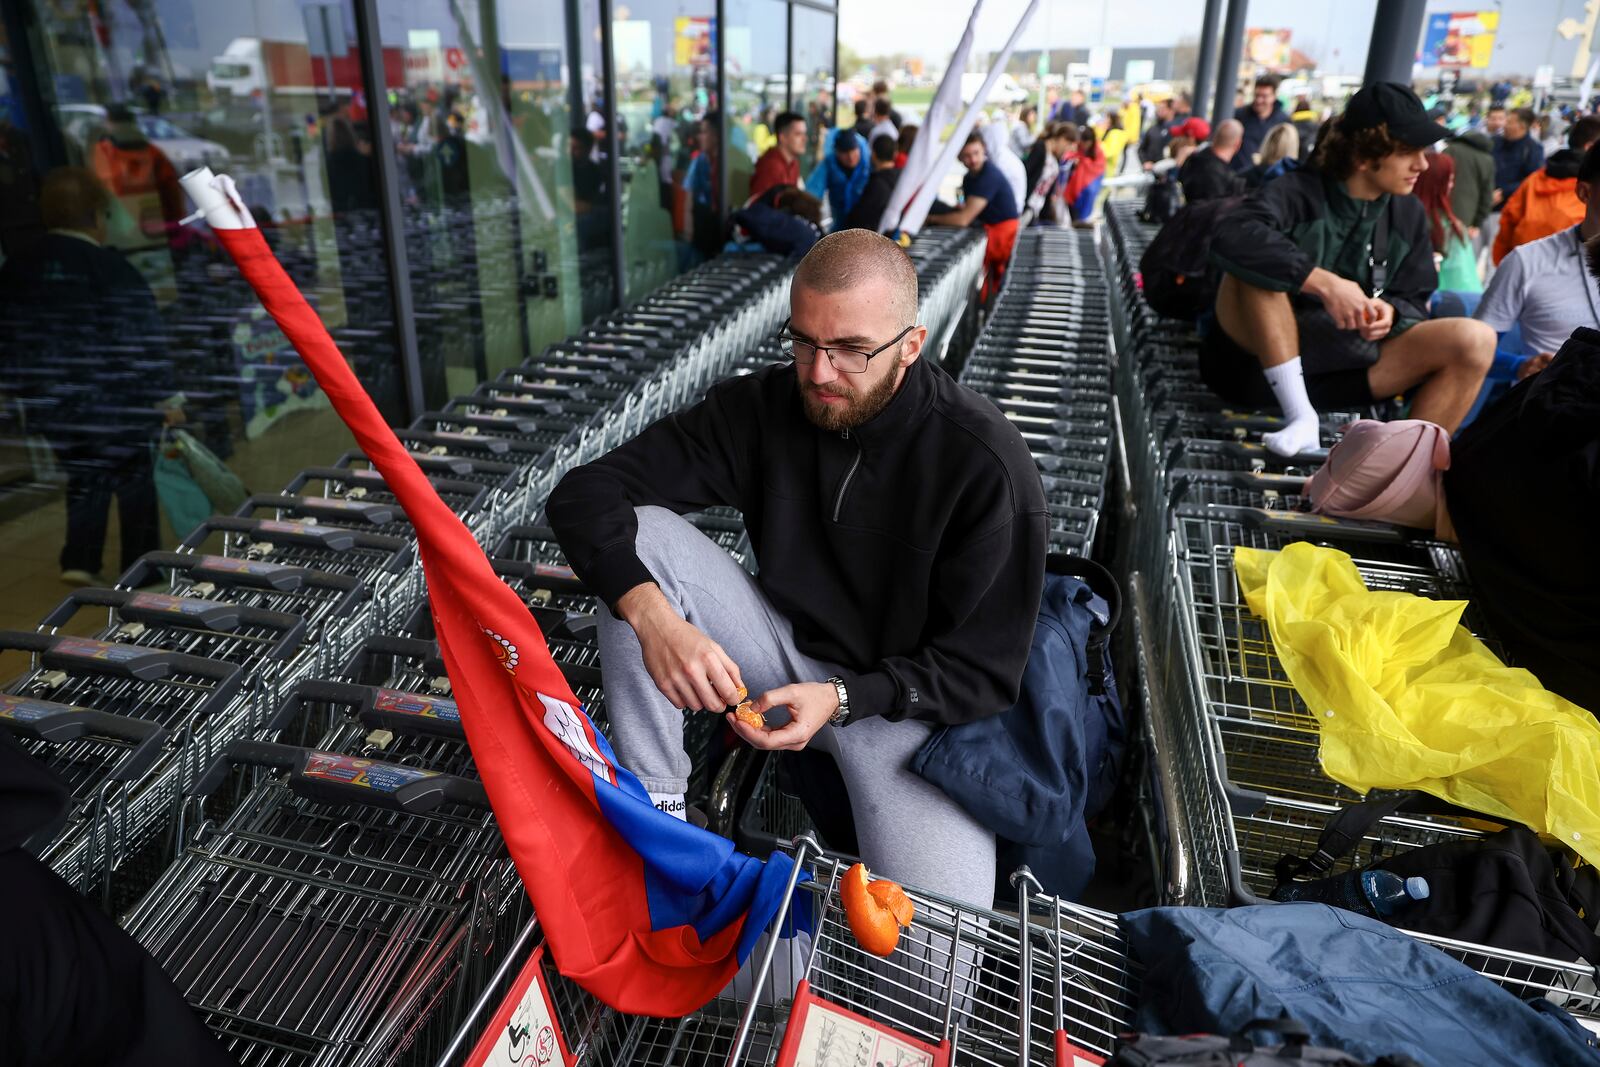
[0,0,404,631]
[374,0,616,405]
[791,5,836,181]
[610,0,715,293]
[724,0,788,206]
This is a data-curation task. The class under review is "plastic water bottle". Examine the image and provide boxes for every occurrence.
[1273,869,1430,918]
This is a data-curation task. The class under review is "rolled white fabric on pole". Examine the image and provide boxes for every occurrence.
[899,0,1040,238]
[179,167,255,230]
[447,0,556,222]
[880,0,985,234]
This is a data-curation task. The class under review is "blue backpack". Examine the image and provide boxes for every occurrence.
[911,554,1125,901]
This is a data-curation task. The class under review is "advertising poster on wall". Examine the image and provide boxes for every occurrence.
[1245,29,1293,73]
[1421,11,1499,69]
[674,16,715,69]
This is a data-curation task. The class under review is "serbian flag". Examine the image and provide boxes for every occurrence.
[179,170,805,1015]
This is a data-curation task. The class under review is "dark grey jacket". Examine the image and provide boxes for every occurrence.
[1444,130,1494,227]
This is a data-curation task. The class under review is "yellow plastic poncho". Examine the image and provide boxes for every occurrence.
[1234,542,1600,868]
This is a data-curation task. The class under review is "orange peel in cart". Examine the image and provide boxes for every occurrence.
[840,861,915,956]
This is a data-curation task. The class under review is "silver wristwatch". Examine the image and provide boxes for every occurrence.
[826,676,851,727]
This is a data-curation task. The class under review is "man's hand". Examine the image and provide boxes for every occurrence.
[1492,188,1504,206]
[1303,267,1375,331]
[617,583,744,712]
[1357,299,1395,342]
[1516,352,1554,380]
[728,682,840,751]
[1468,226,1480,239]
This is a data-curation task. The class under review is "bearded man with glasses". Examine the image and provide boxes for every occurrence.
[548,230,1046,906]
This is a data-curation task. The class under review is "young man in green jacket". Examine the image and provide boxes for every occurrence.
[1205,82,1495,456]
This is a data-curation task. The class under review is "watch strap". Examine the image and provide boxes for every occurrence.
[827,676,850,727]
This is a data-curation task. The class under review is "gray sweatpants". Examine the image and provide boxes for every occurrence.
[595,506,997,909]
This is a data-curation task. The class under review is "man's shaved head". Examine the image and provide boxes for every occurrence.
[792,229,919,329]
[1213,118,1244,150]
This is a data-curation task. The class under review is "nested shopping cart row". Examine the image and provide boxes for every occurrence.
[6,252,795,929]
[1102,200,1600,1025]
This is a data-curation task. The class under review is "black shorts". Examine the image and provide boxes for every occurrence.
[1199,321,1377,410]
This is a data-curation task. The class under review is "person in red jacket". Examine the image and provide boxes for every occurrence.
[749,111,807,200]
[91,104,183,245]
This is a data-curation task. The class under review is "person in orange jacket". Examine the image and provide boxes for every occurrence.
[1493,114,1600,264]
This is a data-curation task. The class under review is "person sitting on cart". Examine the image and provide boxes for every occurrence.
[548,229,1047,908]
[1204,82,1495,457]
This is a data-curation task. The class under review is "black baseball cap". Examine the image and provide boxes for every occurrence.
[1341,82,1449,147]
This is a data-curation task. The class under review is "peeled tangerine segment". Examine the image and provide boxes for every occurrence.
[734,700,765,729]
[841,862,915,957]
[867,879,916,926]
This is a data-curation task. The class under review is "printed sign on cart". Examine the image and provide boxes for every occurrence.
[467,946,568,1067]
[776,984,947,1067]
[785,1002,935,1067]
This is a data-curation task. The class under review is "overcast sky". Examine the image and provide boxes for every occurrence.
[839,0,1593,79]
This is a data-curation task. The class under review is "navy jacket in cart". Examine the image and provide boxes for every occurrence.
[1121,904,1600,1067]
[911,565,1125,900]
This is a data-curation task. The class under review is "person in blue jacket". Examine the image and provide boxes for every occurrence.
[808,128,870,228]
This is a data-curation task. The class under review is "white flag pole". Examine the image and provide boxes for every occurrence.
[179,167,255,230]
[880,0,987,234]
[899,0,1040,238]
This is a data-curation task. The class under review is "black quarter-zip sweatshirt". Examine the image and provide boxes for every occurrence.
[545,356,1048,726]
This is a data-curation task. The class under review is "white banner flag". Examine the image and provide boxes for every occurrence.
[879,0,986,234]
[897,0,1041,237]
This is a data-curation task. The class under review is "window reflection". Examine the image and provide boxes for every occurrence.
[792,6,837,182]
[0,0,402,628]
[611,0,716,291]
[725,0,789,206]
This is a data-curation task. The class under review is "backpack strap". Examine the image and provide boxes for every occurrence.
[1046,553,1121,696]
[1274,790,1502,884]
[1369,197,1392,297]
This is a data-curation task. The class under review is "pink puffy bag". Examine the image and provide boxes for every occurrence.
[1307,419,1451,532]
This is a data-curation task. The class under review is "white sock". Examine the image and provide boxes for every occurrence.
[649,791,687,821]
[1260,357,1322,458]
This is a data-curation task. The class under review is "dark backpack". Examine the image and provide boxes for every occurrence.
[1110,1019,1423,1067]
[1275,790,1600,965]
[1137,194,1243,321]
[912,554,1124,902]
[1139,169,1184,225]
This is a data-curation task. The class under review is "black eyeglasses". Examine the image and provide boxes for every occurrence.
[776,319,916,374]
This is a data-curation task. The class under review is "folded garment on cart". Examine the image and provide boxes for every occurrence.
[205,210,809,1018]
[1120,904,1600,1067]
[1233,542,1600,870]
[912,560,1124,900]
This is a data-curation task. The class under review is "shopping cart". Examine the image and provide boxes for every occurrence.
[700,836,1142,1067]
[0,628,246,904]
[181,515,419,634]
[270,466,492,538]
[123,736,514,1067]
[120,550,369,678]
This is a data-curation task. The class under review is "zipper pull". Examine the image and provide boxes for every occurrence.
[840,429,850,440]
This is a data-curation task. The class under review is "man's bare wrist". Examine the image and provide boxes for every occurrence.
[616,582,674,629]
